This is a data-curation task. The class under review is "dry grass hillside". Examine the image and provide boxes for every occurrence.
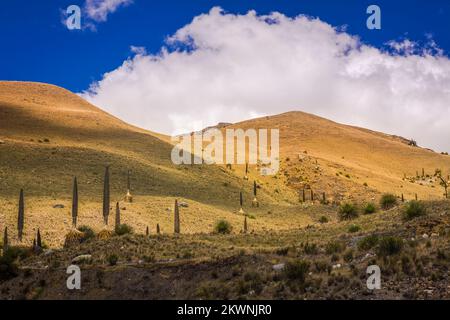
[1,82,450,300]
[0,82,298,247]
[1,82,450,249]
[229,112,450,203]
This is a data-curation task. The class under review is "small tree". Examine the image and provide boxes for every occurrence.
[437,173,448,199]
[72,177,78,228]
[174,200,180,234]
[17,189,24,242]
[115,202,121,230]
[103,166,110,225]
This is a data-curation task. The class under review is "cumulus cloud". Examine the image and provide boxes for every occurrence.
[82,7,450,151]
[84,0,133,22]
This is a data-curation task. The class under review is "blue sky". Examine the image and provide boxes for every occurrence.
[2,1,450,151]
[1,0,449,92]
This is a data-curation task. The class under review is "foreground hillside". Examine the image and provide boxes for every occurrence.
[1,200,449,300]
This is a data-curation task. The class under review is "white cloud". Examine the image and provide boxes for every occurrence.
[82,7,450,151]
[84,0,133,22]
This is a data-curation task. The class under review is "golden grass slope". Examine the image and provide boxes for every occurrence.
[230,111,450,202]
[0,82,298,247]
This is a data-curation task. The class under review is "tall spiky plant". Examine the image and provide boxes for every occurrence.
[36,229,42,248]
[103,166,110,226]
[174,200,180,234]
[125,170,133,203]
[146,226,149,236]
[115,202,121,230]
[3,227,8,254]
[244,216,248,233]
[244,163,249,180]
[252,181,259,207]
[156,224,160,235]
[239,191,244,214]
[17,189,24,242]
[72,177,78,228]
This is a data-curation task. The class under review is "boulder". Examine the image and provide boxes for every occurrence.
[72,255,92,264]
[272,263,285,271]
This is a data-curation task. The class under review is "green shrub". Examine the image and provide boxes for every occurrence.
[364,203,377,214]
[115,224,134,236]
[107,254,118,266]
[403,201,426,220]
[348,224,361,233]
[343,249,354,262]
[77,226,96,242]
[0,248,20,280]
[325,241,345,254]
[214,220,233,234]
[358,235,379,251]
[319,216,329,224]
[303,242,318,255]
[338,203,358,220]
[377,237,403,256]
[380,193,397,210]
[284,260,310,283]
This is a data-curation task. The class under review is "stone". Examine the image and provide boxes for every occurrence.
[72,254,92,264]
[422,233,429,239]
[53,204,65,209]
[179,202,189,208]
[272,263,285,271]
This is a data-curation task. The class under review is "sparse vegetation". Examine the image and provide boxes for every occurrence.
[115,224,134,236]
[214,220,233,234]
[363,202,377,214]
[319,216,329,223]
[338,203,358,220]
[358,234,379,251]
[380,193,397,210]
[107,254,119,266]
[348,224,361,233]
[403,201,427,220]
[77,226,96,241]
[284,260,310,283]
[377,237,403,256]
